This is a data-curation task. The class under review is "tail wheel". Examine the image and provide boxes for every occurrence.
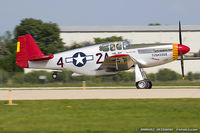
[52,72,57,79]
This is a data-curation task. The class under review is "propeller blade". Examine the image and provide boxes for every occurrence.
[180,54,184,80]
[179,21,184,80]
[179,21,182,45]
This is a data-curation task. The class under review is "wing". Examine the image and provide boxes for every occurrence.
[98,54,135,72]
[177,57,200,60]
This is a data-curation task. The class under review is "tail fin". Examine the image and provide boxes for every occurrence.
[16,35,54,68]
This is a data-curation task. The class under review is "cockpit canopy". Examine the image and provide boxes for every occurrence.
[99,41,172,52]
[99,41,130,52]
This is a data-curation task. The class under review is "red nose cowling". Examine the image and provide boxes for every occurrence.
[178,44,190,56]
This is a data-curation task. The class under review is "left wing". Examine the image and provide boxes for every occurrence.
[98,54,135,71]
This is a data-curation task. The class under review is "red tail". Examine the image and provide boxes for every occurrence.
[16,35,54,68]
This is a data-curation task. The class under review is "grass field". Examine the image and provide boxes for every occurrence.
[0,99,200,133]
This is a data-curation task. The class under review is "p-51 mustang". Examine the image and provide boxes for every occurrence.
[16,22,190,89]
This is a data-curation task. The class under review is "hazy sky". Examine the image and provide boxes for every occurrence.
[1,0,200,35]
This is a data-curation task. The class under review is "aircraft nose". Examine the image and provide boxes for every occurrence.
[178,44,190,56]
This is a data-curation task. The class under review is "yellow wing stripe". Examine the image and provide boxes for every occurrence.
[17,42,20,53]
[173,44,178,60]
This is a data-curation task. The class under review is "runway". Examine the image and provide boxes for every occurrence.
[0,88,200,100]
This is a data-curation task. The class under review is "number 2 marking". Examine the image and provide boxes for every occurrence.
[57,57,64,67]
[96,53,103,64]
[96,53,108,64]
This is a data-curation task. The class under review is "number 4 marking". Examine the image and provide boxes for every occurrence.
[57,57,64,68]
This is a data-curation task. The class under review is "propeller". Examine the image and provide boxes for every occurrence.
[179,21,185,80]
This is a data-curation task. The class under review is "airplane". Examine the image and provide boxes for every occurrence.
[16,22,190,89]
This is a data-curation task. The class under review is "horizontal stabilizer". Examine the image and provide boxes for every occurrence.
[72,73,83,76]
[30,55,54,61]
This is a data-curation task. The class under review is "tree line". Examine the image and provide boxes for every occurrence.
[1,69,200,85]
[0,18,64,72]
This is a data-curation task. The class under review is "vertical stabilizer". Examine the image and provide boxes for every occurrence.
[16,35,53,68]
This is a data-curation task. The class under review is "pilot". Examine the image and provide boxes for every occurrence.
[110,43,116,51]
[116,43,122,50]
[123,42,130,49]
